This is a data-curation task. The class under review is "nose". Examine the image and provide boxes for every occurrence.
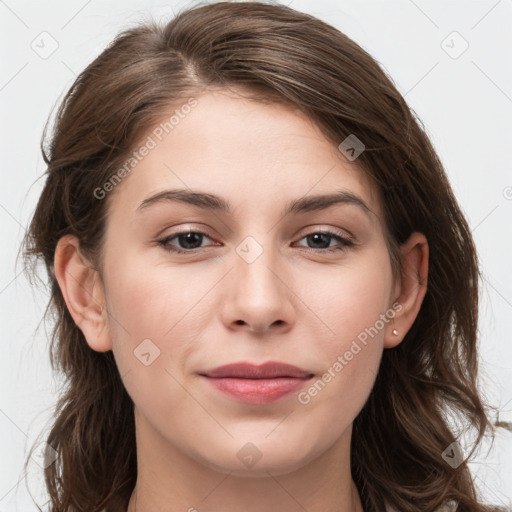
[220,241,296,336]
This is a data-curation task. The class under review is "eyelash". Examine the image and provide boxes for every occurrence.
[157,229,354,255]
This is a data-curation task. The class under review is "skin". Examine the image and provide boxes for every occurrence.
[54,87,428,512]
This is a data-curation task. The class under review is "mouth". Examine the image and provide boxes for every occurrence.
[199,361,314,405]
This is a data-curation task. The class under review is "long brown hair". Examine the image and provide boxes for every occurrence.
[22,2,501,511]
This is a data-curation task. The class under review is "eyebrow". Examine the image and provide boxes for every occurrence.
[136,188,374,219]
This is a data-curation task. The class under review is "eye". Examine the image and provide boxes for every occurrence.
[158,230,217,254]
[293,230,354,253]
[157,228,354,255]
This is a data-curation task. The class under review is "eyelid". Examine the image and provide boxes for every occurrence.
[294,225,354,242]
[158,224,353,242]
[157,224,217,241]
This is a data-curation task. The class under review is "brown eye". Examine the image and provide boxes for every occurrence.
[294,231,353,253]
[158,230,215,253]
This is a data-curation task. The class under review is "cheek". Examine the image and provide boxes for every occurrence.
[101,254,202,416]
[296,247,393,410]
[100,255,183,372]
[104,248,215,338]
[301,247,393,345]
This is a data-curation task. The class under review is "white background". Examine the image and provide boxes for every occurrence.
[1,0,511,509]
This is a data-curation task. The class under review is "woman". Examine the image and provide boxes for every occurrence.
[22,2,503,511]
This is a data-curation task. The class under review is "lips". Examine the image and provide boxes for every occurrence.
[200,361,314,379]
[199,361,314,405]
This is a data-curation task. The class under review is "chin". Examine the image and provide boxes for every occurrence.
[193,438,320,478]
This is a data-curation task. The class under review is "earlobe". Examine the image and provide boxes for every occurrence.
[385,232,429,349]
[54,235,112,352]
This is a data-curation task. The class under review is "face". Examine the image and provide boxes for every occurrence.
[96,88,400,477]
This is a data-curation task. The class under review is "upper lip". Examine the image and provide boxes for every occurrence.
[200,361,314,379]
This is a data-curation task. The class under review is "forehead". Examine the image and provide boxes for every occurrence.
[106,88,383,222]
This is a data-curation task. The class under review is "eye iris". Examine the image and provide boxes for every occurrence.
[178,232,203,249]
[308,233,331,249]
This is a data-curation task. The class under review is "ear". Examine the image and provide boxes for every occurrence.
[54,234,112,352]
[384,231,429,348]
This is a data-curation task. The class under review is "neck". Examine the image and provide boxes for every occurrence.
[126,411,364,512]
[128,481,363,512]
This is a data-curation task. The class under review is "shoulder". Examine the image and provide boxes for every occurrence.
[438,502,459,512]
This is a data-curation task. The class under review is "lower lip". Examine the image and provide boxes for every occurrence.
[201,376,312,404]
